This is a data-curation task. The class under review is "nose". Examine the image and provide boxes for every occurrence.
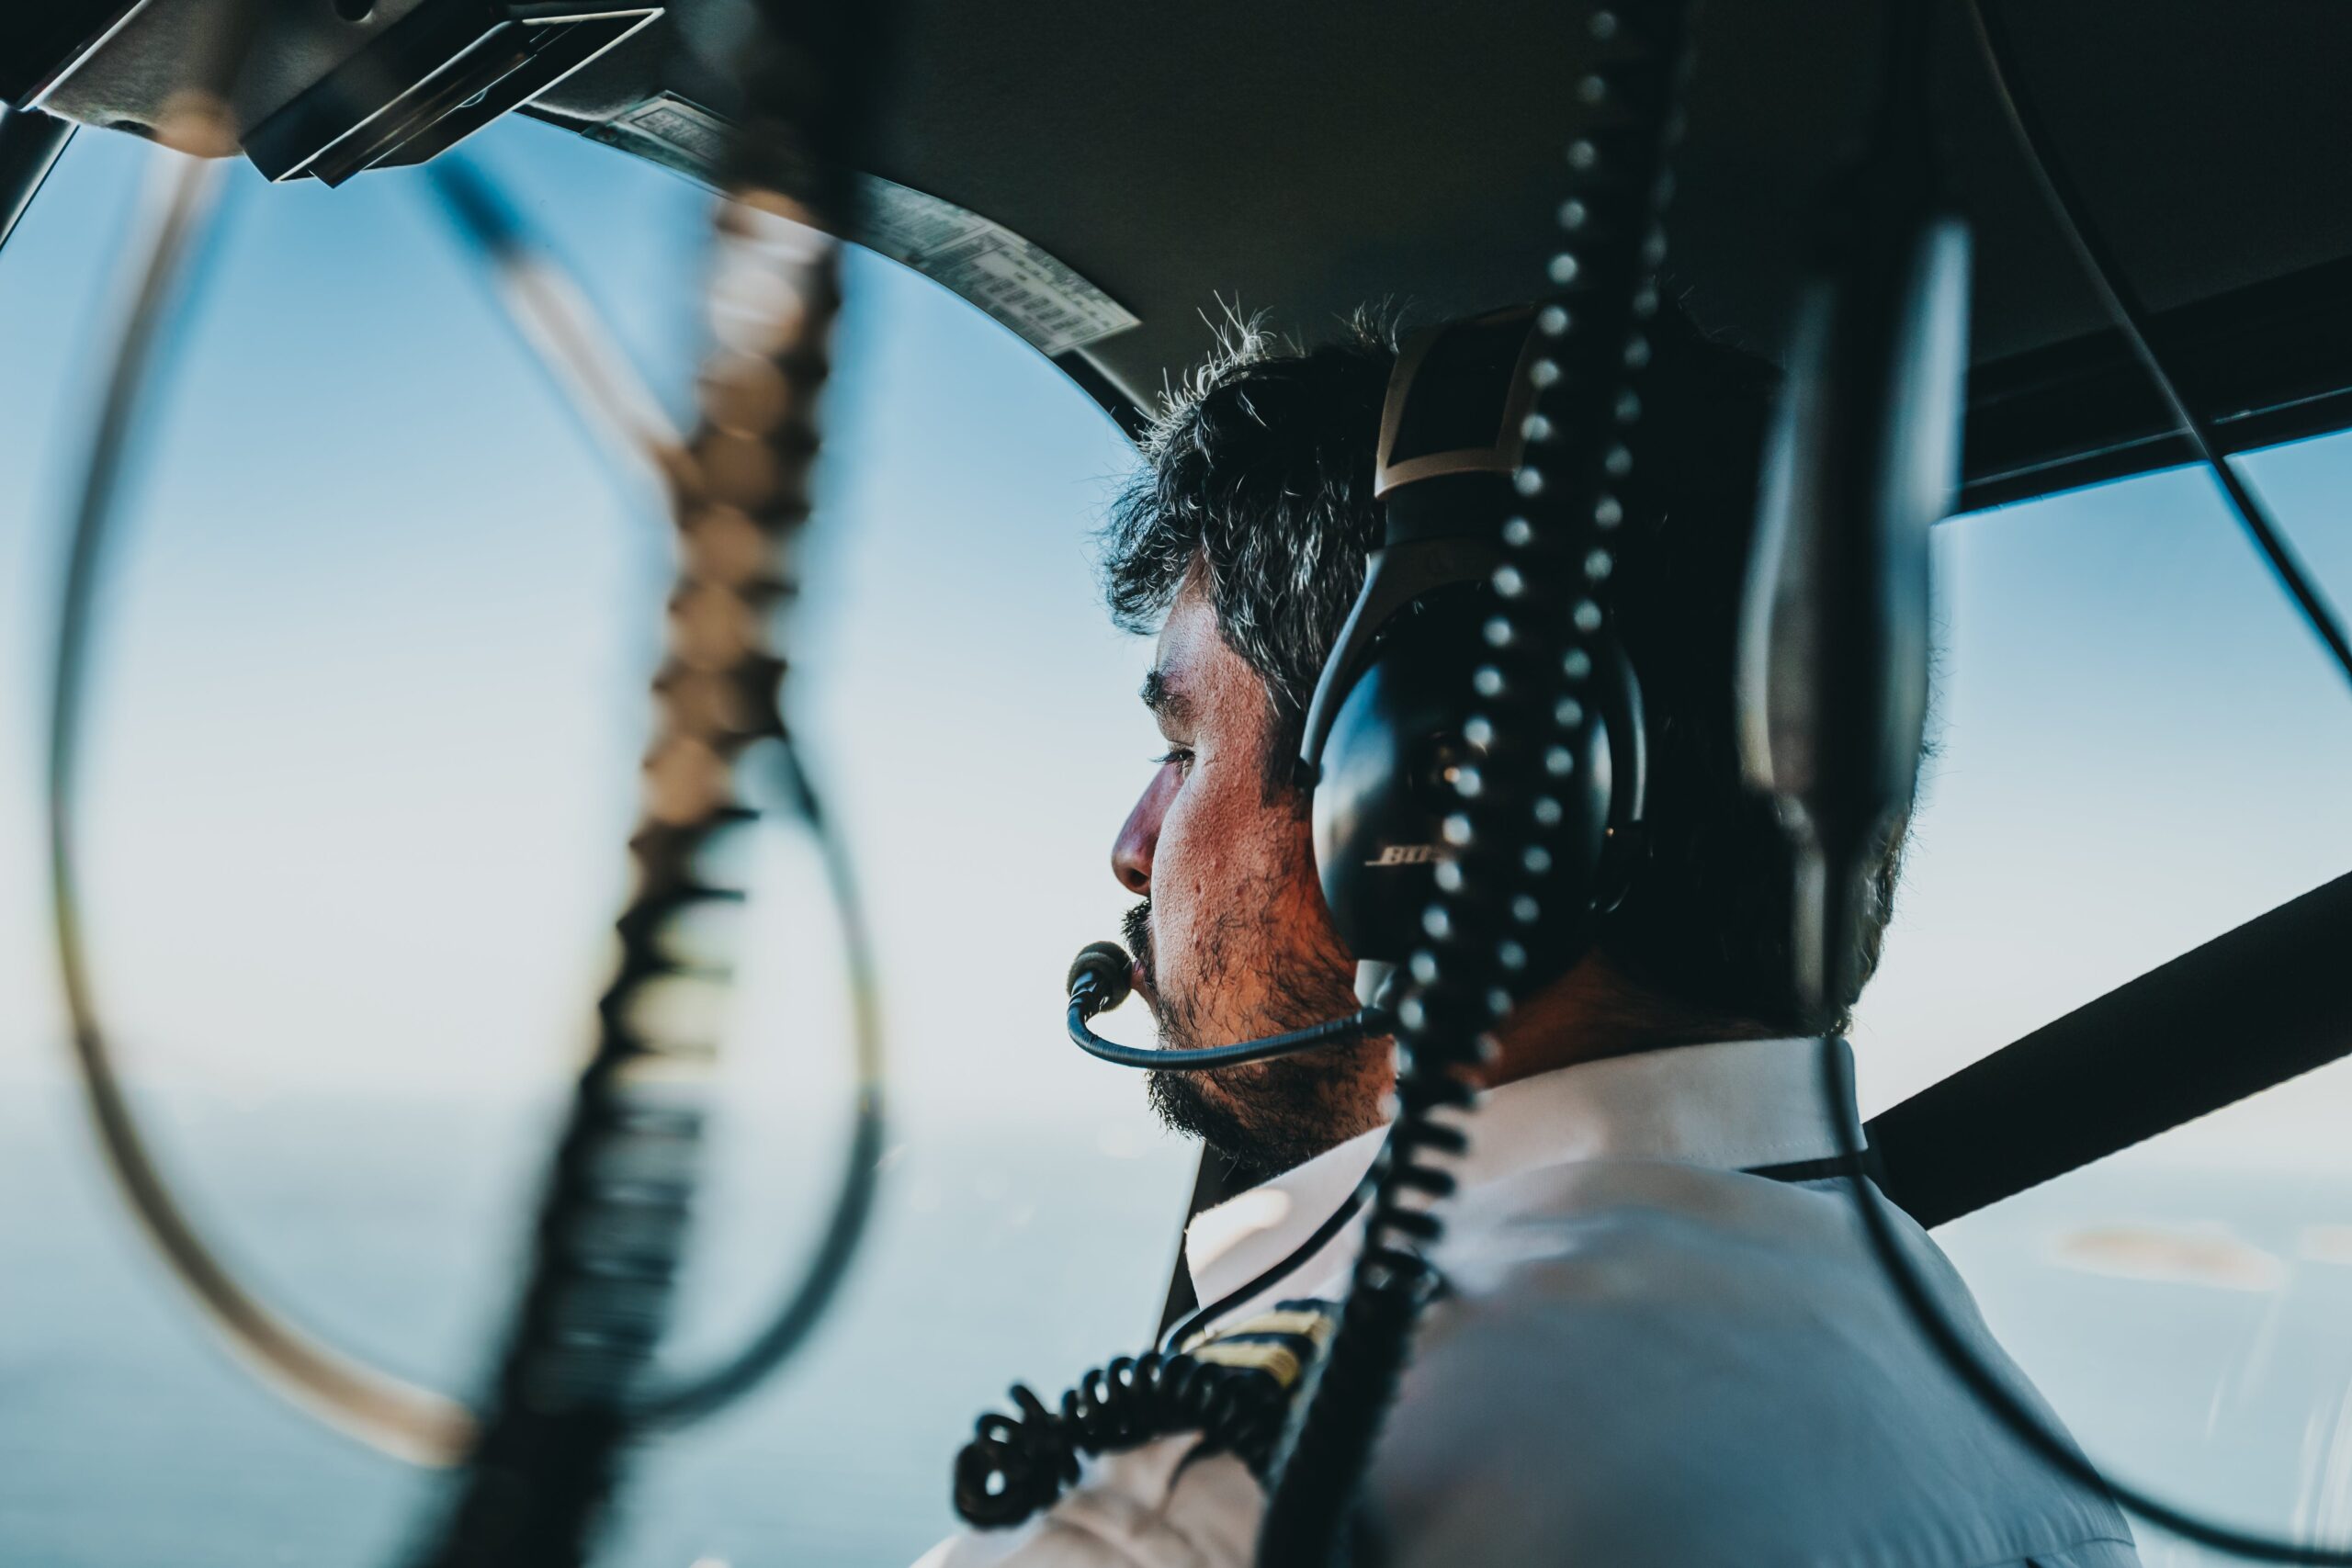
[1112,766,1173,895]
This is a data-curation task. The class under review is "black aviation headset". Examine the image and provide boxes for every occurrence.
[1297,304,1649,980]
[1062,304,1650,1067]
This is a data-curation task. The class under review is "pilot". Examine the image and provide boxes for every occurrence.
[919,313,2140,1567]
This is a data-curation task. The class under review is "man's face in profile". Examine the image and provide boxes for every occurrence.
[1110,570,1387,1176]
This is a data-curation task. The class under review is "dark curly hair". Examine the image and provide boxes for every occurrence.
[1098,309,1905,1032]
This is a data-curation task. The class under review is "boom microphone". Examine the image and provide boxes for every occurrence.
[1063,942,1392,1070]
[1066,940,1135,1018]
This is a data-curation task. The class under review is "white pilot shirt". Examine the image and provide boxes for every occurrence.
[920,1037,2141,1568]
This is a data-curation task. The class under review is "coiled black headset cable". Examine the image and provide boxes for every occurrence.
[1255,6,1699,1561]
[954,947,1381,1526]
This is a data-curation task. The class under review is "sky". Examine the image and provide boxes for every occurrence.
[7,114,2352,1563]
[2,115,2349,1165]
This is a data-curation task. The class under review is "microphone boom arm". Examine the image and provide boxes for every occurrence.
[1065,941,1391,1070]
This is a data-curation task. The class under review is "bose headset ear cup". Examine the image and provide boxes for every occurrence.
[1312,589,1619,969]
[1302,306,1653,982]
[1313,592,1486,964]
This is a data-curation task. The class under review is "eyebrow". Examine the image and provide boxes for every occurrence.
[1141,669,1195,726]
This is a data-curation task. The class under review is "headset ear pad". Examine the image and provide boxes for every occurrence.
[1311,591,1616,967]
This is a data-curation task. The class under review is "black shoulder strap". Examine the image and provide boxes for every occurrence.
[1869,870,2352,1229]
[1745,1144,1888,1189]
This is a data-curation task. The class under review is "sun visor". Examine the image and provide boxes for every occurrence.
[15,0,659,185]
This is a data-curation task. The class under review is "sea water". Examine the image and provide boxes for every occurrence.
[5,1089,2350,1567]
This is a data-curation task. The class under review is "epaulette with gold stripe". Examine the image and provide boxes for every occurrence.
[1178,1300,1339,1393]
[951,1299,1339,1529]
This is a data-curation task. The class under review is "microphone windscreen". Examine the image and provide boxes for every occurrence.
[1067,941,1134,1010]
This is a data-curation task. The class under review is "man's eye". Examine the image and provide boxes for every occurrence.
[1153,747,1194,770]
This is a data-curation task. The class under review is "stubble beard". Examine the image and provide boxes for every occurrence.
[1124,897,1381,1181]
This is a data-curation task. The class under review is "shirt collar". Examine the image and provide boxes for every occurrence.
[1182,1035,1855,1314]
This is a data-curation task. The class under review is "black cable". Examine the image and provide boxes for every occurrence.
[1069,1005,1391,1071]
[952,957,1376,1530]
[1255,6,1698,1560]
[954,1345,1306,1530]
[1967,0,2352,692]
[1796,2,2352,1560]
[956,1210,1330,1531]
[1162,1191,1368,1356]
[951,1075,1370,1531]
[1822,1025,2352,1563]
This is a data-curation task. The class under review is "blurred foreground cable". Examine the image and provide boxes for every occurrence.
[47,142,888,1506]
[46,147,481,1467]
[47,31,887,1568]
[422,155,692,494]
[403,5,892,1564]
[421,146,888,1432]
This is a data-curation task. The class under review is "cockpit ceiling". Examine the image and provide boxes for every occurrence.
[551,0,2352,397]
[24,0,2352,496]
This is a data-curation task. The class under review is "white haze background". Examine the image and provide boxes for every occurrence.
[1,121,2350,1563]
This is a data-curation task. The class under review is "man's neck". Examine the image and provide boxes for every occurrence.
[1476,953,1781,1089]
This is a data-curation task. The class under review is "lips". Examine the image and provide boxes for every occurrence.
[1121,901,1158,1005]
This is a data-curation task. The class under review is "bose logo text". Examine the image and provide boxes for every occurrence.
[1365,844,1442,867]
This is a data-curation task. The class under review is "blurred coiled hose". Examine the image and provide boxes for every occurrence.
[405,6,890,1564]
[1254,5,1698,1562]
[41,7,891,1566]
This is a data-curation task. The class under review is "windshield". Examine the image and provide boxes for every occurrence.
[1,114,2348,1564]
[1855,426,2352,1561]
